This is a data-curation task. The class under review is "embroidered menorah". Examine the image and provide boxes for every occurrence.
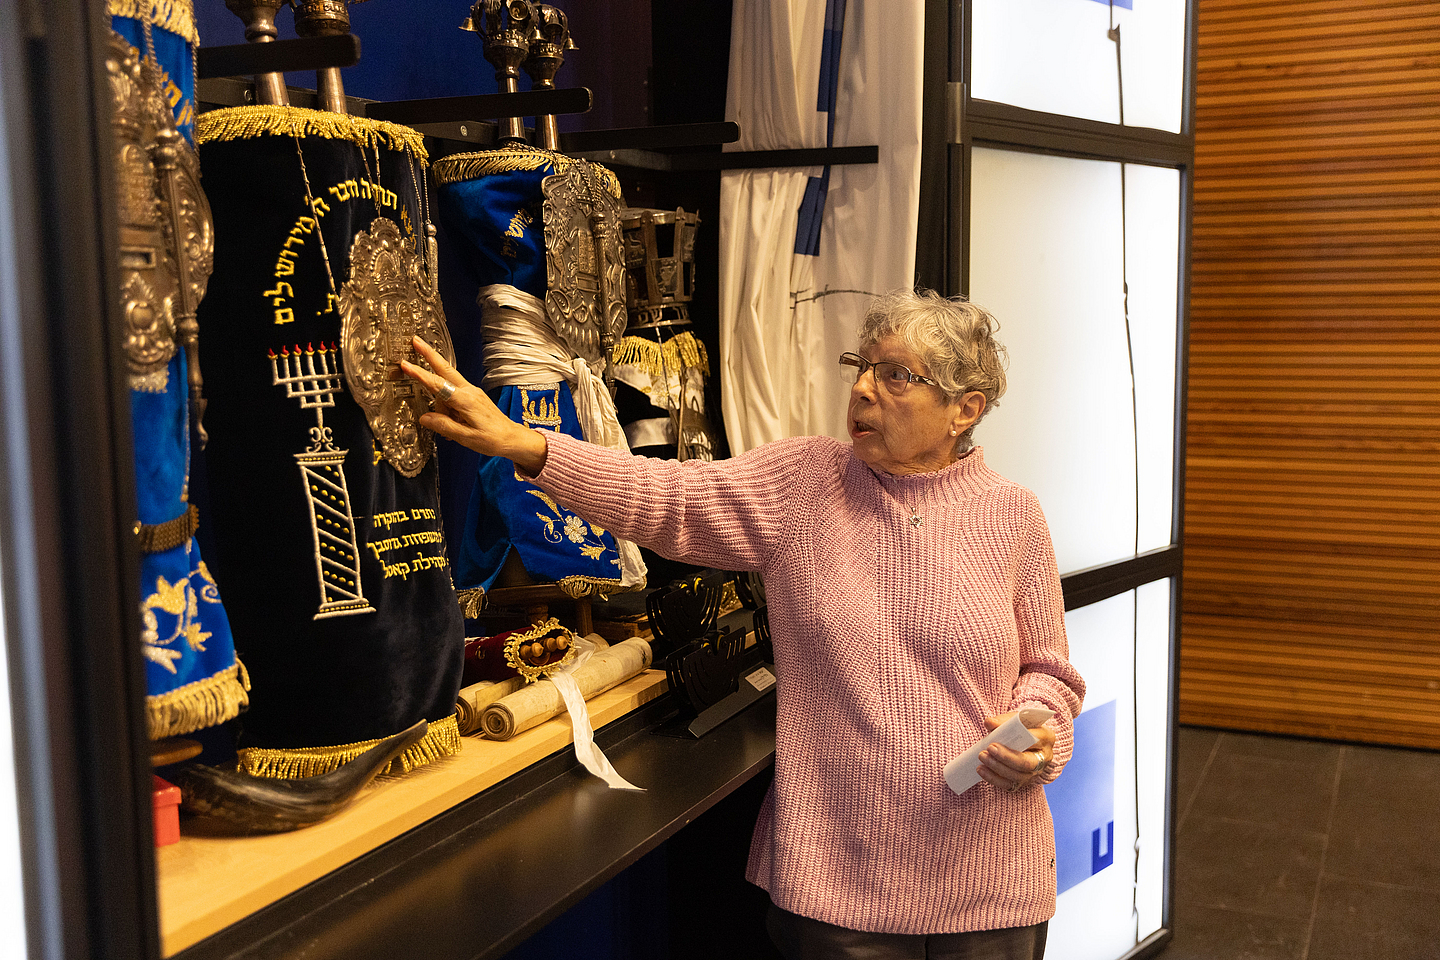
[270,343,375,620]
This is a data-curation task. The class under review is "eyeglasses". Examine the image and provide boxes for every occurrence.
[839,353,940,394]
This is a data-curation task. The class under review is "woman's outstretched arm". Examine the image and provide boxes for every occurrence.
[402,334,805,572]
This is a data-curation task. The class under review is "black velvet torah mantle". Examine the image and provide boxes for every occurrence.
[195,107,463,778]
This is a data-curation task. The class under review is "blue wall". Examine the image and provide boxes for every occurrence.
[193,0,653,131]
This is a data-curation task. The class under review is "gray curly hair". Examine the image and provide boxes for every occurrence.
[856,288,1009,450]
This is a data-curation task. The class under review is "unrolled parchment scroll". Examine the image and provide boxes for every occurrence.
[480,637,653,741]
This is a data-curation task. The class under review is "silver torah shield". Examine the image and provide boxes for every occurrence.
[339,217,457,478]
[541,164,628,367]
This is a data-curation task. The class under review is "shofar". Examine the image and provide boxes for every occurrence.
[455,677,525,735]
[481,637,652,741]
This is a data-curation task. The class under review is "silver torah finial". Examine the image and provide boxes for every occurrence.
[289,0,369,114]
[462,0,536,144]
[522,5,576,152]
[224,0,291,105]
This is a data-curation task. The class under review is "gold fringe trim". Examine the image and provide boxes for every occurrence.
[432,145,621,199]
[146,659,250,740]
[456,570,643,617]
[557,574,629,599]
[236,713,461,780]
[457,587,486,619]
[108,0,197,46]
[196,106,429,164]
[611,332,709,379]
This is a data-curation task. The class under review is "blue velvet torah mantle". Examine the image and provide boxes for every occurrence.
[433,147,636,612]
[111,1,248,739]
[457,382,627,614]
[194,108,464,778]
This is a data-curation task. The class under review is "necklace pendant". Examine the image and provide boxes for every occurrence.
[909,513,924,528]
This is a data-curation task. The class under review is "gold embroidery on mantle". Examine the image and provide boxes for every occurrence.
[522,488,614,564]
[141,560,225,674]
[454,574,627,619]
[270,343,375,619]
[519,388,562,429]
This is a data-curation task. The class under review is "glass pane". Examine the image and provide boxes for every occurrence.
[968,147,1178,573]
[971,0,1186,133]
[969,149,1129,574]
[1125,164,1180,552]
[0,563,27,956]
[1045,581,1172,958]
[1133,578,1173,939]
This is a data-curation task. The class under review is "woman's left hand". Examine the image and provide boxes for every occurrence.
[977,712,1055,794]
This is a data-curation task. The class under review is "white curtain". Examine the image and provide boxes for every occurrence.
[719,0,926,452]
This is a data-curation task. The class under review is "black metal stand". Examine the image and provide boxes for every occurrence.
[196,34,361,80]
[682,662,777,739]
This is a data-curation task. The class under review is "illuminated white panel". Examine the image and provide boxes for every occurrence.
[1045,582,1172,960]
[968,148,1135,575]
[971,0,1186,133]
[0,559,27,957]
[1133,578,1173,940]
[969,149,1179,571]
[1125,164,1180,552]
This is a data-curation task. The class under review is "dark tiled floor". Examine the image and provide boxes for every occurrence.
[1158,727,1440,960]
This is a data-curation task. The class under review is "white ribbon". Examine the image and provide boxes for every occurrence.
[476,284,646,589]
[548,637,644,791]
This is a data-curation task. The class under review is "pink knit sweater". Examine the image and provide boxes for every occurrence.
[534,432,1084,935]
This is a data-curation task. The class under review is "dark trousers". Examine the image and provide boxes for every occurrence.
[766,904,1048,960]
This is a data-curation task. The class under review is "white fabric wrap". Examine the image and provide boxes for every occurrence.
[719,0,926,452]
[477,283,646,590]
[549,636,643,791]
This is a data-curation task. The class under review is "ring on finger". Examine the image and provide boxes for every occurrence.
[436,381,457,402]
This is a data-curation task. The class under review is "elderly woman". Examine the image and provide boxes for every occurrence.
[404,288,1083,960]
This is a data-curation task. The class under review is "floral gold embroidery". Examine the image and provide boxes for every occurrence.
[523,489,610,561]
[141,563,222,673]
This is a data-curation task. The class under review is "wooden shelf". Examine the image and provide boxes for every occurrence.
[157,670,670,957]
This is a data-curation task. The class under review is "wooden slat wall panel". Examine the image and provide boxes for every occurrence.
[1183,0,1440,747]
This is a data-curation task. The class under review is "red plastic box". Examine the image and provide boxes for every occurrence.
[152,775,181,847]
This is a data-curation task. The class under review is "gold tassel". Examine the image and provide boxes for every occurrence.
[610,332,709,379]
[108,0,198,46]
[456,587,486,620]
[432,145,622,199]
[146,659,251,740]
[235,713,462,780]
[196,106,429,164]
